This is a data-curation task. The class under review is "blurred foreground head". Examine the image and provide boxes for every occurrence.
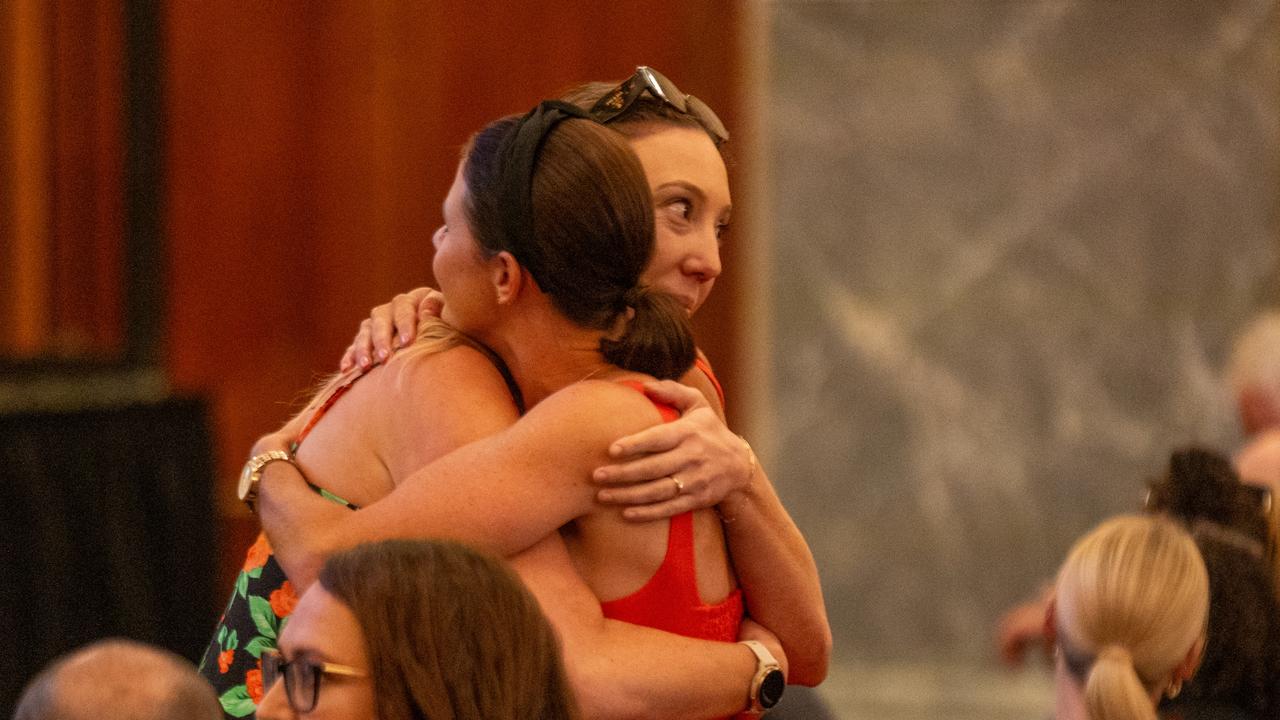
[14,638,220,720]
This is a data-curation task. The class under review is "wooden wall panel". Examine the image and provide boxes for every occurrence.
[2,0,52,357]
[162,1,748,590]
[2,0,124,360]
[50,0,125,358]
[2,0,124,358]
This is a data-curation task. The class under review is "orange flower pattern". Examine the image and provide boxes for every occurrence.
[242,533,272,572]
[199,540,295,718]
[269,581,298,618]
[246,667,265,704]
[199,483,356,717]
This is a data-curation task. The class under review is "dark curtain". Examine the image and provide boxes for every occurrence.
[0,397,217,715]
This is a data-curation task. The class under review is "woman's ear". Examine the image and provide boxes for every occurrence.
[489,251,524,305]
[1177,634,1206,682]
[1239,386,1280,436]
[1043,593,1058,647]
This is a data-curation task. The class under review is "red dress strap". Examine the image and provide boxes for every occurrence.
[599,380,743,643]
[694,356,726,410]
[615,380,679,422]
[294,368,368,445]
[288,367,371,509]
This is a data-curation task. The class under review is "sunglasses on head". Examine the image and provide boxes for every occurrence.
[588,66,729,145]
[1249,482,1280,564]
[1144,481,1277,561]
[261,649,368,713]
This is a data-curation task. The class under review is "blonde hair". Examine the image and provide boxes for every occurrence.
[294,316,475,422]
[1055,515,1209,720]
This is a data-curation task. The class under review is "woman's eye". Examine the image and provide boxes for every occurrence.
[715,222,730,241]
[666,198,692,220]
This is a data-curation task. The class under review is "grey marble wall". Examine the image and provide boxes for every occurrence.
[767,0,1279,688]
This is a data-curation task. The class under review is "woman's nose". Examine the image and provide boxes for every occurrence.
[683,231,722,281]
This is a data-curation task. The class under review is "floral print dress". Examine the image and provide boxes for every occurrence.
[197,514,349,718]
[197,534,299,716]
[198,371,367,717]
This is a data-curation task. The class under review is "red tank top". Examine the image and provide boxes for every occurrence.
[599,381,744,643]
[694,355,726,410]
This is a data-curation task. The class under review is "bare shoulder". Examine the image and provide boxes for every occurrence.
[390,344,513,403]
[523,378,667,443]
[380,343,520,456]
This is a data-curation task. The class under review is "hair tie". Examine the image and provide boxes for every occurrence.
[495,100,590,298]
[1096,645,1133,666]
[623,286,647,307]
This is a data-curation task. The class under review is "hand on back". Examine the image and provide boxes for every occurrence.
[339,287,442,372]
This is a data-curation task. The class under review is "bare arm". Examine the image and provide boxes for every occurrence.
[593,379,831,686]
[253,379,784,718]
[259,345,521,588]
[255,456,783,718]
[257,381,664,585]
[996,582,1054,668]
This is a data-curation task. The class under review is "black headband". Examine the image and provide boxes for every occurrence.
[495,99,590,297]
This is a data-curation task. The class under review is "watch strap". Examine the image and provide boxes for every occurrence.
[239,449,296,512]
[739,640,784,715]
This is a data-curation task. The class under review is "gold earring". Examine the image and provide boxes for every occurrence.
[1166,679,1182,700]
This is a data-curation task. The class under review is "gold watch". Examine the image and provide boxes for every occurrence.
[237,449,296,513]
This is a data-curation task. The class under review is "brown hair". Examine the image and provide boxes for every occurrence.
[1145,446,1280,715]
[319,539,578,720]
[463,113,695,380]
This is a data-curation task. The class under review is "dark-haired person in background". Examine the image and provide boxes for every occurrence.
[1145,448,1280,720]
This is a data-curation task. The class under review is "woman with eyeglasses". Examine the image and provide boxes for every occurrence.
[255,539,576,720]
[1049,515,1209,720]
[203,90,823,720]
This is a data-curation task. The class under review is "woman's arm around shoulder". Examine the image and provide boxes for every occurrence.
[260,375,666,577]
[257,342,520,588]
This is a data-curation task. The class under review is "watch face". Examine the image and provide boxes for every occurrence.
[237,462,255,501]
[759,669,785,708]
